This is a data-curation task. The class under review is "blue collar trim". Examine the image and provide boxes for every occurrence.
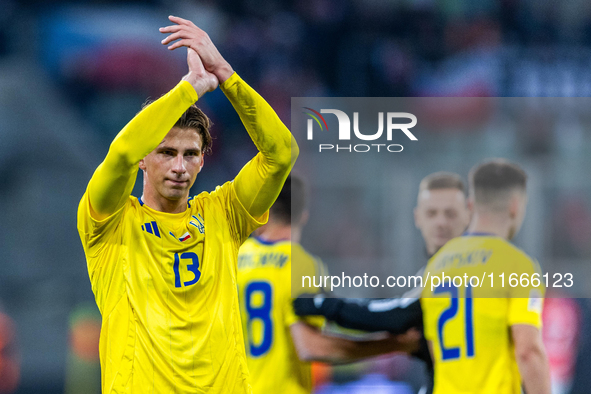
[254,236,289,245]
[462,231,496,236]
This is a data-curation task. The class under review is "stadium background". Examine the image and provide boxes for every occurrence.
[0,0,590,392]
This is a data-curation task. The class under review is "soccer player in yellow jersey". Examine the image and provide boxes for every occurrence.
[422,159,551,394]
[238,175,419,394]
[293,171,471,394]
[77,15,297,393]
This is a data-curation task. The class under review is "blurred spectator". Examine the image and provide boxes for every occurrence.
[64,304,101,394]
[542,295,581,394]
[0,310,19,394]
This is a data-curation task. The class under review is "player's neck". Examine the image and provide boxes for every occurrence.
[467,212,512,240]
[258,223,301,243]
[141,190,188,214]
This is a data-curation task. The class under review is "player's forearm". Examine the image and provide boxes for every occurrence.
[295,295,423,334]
[300,339,376,364]
[108,80,198,165]
[335,299,422,334]
[221,73,298,217]
[300,334,413,364]
[88,81,198,217]
[292,323,384,364]
[516,347,551,394]
[221,73,295,166]
[336,335,420,362]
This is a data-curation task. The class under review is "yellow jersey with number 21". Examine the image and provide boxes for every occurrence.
[421,234,544,394]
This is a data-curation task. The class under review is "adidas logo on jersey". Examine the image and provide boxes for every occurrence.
[141,221,161,238]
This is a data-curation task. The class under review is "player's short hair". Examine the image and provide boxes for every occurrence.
[142,101,213,155]
[419,172,466,195]
[469,159,527,209]
[174,104,213,155]
[271,174,306,225]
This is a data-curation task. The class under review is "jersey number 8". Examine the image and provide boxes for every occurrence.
[245,281,273,357]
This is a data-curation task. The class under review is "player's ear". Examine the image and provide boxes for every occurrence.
[466,197,475,215]
[139,158,146,171]
[199,155,205,171]
[300,210,310,227]
[508,194,520,219]
[464,205,473,226]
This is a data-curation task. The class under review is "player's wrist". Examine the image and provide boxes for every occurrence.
[182,72,216,99]
[213,62,234,84]
[182,73,204,98]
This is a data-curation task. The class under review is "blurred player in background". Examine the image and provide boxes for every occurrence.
[293,172,470,394]
[238,174,419,394]
[0,310,19,394]
[421,159,550,394]
[77,15,296,393]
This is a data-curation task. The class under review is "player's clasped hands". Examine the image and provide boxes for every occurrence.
[160,15,235,96]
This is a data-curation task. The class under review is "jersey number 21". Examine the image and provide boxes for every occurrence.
[435,284,474,361]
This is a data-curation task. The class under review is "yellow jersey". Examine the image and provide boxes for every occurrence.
[237,237,326,394]
[78,182,265,393]
[77,73,296,393]
[421,234,544,394]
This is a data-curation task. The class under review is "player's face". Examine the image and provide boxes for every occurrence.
[414,188,470,256]
[140,127,204,201]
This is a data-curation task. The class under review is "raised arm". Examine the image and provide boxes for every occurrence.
[161,16,297,219]
[223,74,297,216]
[88,47,217,220]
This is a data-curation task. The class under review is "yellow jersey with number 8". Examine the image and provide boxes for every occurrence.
[237,237,326,394]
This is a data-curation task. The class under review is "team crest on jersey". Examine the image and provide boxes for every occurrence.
[528,289,543,313]
[141,221,161,238]
[189,214,205,234]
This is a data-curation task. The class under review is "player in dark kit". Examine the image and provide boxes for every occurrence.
[294,172,470,394]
